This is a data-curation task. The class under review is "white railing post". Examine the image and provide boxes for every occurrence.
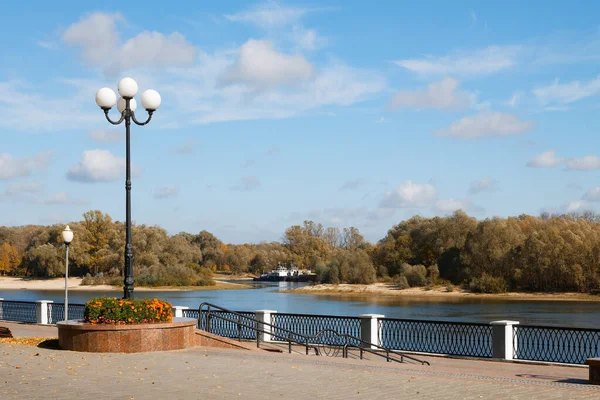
[359,314,385,349]
[490,320,520,360]
[173,306,189,318]
[36,300,53,325]
[255,310,277,342]
[0,298,3,321]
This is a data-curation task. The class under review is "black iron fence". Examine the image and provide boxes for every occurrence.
[0,300,37,324]
[271,313,361,345]
[379,318,494,358]
[182,309,199,320]
[47,303,86,324]
[2,298,600,365]
[514,325,600,364]
[199,309,257,340]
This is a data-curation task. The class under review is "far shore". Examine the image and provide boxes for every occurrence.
[282,283,600,302]
[0,277,252,292]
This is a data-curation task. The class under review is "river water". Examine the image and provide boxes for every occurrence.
[1,282,598,328]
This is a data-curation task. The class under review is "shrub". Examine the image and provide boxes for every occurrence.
[469,274,507,294]
[403,264,427,287]
[84,297,173,324]
[393,275,410,290]
[446,283,455,292]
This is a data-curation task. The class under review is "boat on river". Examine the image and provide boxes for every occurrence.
[253,264,317,282]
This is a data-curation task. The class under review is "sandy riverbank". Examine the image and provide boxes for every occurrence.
[283,283,600,302]
[0,277,252,292]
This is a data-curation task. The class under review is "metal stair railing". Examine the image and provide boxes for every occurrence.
[198,303,430,365]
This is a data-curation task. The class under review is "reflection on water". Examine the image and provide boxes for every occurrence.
[1,282,598,328]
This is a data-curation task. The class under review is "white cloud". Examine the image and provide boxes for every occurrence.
[379,180,437,208]
[469,177,497,194]
[4,182,43,196]
[107,32,196,75]
[231,176,261,191]
[527,151,564,168]
[223,40,313,87]
[62,12,196,74]
[566,155,600,171]
[89,129,123,142]
[375,117,390,123]
[291,27,319,50]
[154,186,179,199]
[0,151,52,180]
[434,198,483,214]
[394,45,521,77]
[435,111,533,138]
[566,200,590,213]
[225,1,308,27]
[506,91,524,107]
[44,192,88,205]
[66,150,126,182]
[391,77,474,110]
[168,51,384,124]
[583,187,600,202]
[0,80,99,132]
[62,12,122,64]
[533,76,600,105]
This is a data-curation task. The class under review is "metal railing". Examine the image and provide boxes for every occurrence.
[379,318,494,358]
[198,302,429,365]
[271,313,361,345]
[514,325,600,364]
[0,300,37,324]
[182,309,199,320]
[47,303,86,324]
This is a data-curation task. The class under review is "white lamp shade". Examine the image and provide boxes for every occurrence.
[141,89,161,111]
[62,226,74,244]
[118,77,138,98]
[117,97,137,113]
[95,88,117,109]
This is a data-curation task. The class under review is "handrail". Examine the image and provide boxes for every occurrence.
[200,302,316,355]
[198,302,430,365]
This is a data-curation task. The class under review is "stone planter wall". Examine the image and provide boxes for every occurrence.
[57,317,197,353]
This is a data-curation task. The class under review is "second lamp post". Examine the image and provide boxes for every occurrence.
[95,77,161,299]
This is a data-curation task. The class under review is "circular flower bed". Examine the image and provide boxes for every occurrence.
[84,297,173,324]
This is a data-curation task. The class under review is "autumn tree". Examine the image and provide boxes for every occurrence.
[0,242,21,275]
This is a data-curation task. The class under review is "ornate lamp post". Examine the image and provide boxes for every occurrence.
[62,225,73,321]
[95,77,161,299]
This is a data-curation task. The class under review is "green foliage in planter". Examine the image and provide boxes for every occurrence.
[84,297,173,324]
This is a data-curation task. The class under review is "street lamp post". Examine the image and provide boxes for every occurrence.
[62,226,74,321]
[95,77,161,299]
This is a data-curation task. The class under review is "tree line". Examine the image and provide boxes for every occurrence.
[1,209,600,293]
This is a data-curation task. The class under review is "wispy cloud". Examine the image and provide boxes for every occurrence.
[533,76,600,105]
[379,181,437,208]
[527,151,564,168]
[395,45,521,77]
[391,77,474,110]
[469,177,497,194]
[435,111,533,139]
[0,151,53,180]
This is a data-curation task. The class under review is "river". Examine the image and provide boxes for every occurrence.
[0,282,598,328]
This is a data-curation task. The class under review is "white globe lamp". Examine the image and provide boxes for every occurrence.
[118,77,139,99]
[95,88,117,109]
[117,98,137,113]
[141,90,161,111]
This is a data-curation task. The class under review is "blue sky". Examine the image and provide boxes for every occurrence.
[2,1,600,243]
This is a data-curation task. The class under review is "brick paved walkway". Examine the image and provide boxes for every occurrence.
[0,342,598,399]
[0,321,598,399]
